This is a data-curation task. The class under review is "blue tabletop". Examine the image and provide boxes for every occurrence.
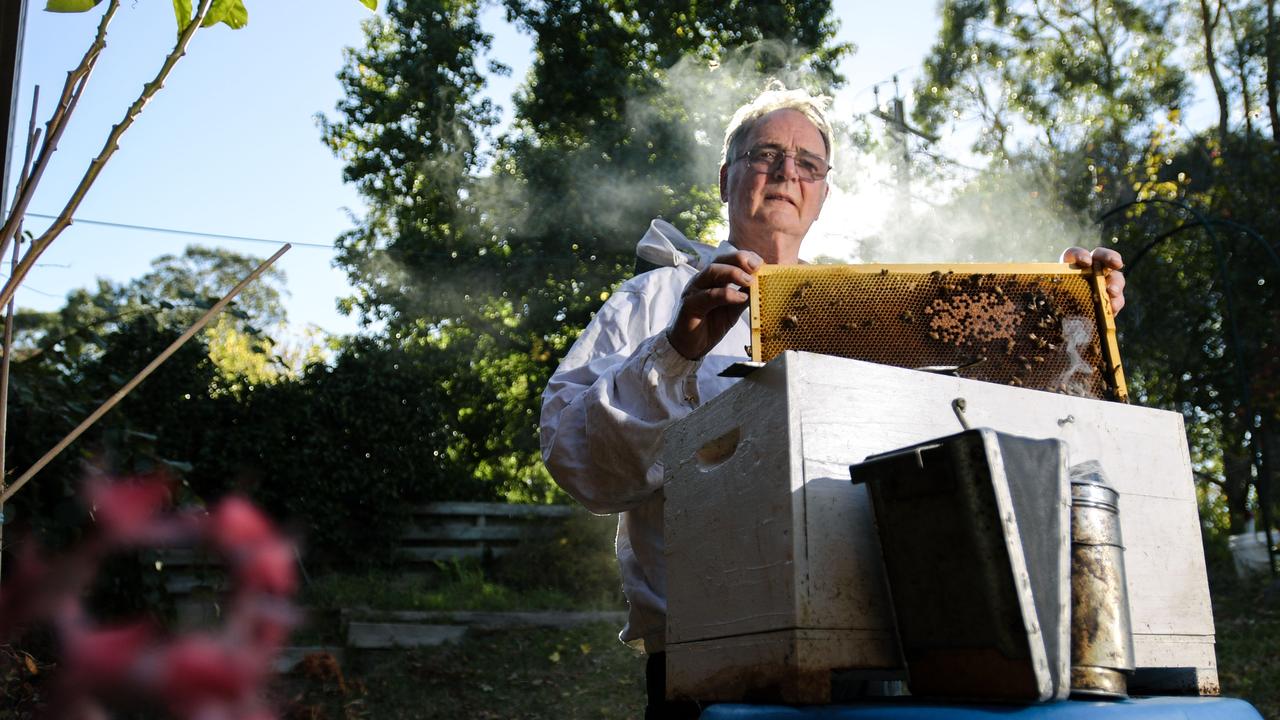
[700,697,1263,720]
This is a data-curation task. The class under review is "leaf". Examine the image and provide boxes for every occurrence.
[202,0,248,29]
[547,651,560,663]
[358,0,377,9]
[46,0,100,11]
[172,0,192,30]
[23,654,38,676]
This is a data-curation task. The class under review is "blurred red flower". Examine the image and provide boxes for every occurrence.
[85,474,173,544]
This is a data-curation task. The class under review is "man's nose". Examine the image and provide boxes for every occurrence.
[769,154,800,181]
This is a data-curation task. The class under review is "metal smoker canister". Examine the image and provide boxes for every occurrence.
[1069,460,1136,698]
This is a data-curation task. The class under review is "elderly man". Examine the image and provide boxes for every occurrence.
[540,85,1125,718]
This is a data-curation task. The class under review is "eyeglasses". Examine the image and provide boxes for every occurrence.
[735,145,831,182]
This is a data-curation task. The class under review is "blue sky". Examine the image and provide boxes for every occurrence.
[10,1,962,337]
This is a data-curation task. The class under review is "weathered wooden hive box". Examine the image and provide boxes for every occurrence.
[662,351,1216,703]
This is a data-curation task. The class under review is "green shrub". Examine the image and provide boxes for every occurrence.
[489,511,622,607]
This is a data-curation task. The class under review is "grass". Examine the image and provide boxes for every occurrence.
[273,570,1280,720]
[1211,575,1280,718]
[275,622,646,720]
[300,565,611,614]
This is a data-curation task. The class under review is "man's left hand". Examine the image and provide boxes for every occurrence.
[1062,246,1126,315]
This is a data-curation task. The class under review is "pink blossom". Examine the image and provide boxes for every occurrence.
[235,540,298,596]
[156,636,255,713]
[86,475,174,543]
[63,622,154,690]
[209,496,275,553]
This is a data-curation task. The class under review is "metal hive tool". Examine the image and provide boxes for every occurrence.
[748,263,1127,401]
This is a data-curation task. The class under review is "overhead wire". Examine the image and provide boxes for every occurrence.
[23,213,333,250]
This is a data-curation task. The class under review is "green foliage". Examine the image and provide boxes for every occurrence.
[1211,577,1280,716]
[172,0,192,29]
[201,0,249,30]
[46,0,101,12]
[916,0,1280,533]
[321,0,851,502]
[490,511,621,605]
[46,0,373,30]
[299,512,620,611]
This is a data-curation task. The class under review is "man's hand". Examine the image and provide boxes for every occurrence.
[667,250,763,360]
[1062,246,1126,315]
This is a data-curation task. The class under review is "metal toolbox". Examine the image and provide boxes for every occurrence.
[850,429,1072,702]
[662,352,1215,703]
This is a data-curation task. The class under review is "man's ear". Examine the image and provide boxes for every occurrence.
[719,164,729,203]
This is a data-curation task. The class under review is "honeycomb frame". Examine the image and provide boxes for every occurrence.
[748,263,1127,402]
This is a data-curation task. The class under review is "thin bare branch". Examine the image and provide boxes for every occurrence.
[0,87,45,579]
[0,244,292,506]
[0,0,216,312]
[0,1,119,263]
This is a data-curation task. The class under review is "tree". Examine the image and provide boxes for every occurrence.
[914,0,1280,535]
[14,246,290,388]
[322,0,851,500]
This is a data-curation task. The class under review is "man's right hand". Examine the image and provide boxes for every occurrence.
[666,250,763,360]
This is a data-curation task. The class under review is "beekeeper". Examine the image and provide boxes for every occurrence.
[539,83,1126,718]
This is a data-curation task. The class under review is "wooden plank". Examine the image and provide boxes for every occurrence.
[413,502,576,518]
[400,524,534,542]
[340,609,628,629]
[346,622,467,649]
[398,546,511,562]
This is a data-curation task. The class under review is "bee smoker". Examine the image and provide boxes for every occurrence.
[1069,460,1135,698]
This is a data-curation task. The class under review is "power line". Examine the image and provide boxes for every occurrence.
[24,213,334,250]
[19,214,626,265]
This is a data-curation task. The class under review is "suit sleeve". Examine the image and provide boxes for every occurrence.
[539,279,703,514]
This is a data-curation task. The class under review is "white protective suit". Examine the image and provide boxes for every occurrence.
[540,220,751,652]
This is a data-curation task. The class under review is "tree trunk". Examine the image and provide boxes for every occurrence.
[1198,0,1232,148]
[1223,431,1254,534]
[1268,0,1279,142]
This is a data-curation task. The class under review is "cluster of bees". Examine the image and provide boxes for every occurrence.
[759,270,1107,398]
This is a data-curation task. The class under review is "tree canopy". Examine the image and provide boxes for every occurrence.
[321,0,851,500]
[915,0,1280,534]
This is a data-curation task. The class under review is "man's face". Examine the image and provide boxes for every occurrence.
[720,108,830,252]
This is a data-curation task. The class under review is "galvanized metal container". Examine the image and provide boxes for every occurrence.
[1069,460,1135,698]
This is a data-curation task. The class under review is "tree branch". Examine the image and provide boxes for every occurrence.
[0,1,118,263]
[0,0,216,312]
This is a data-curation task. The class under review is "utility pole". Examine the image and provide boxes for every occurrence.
[871,76,938,215]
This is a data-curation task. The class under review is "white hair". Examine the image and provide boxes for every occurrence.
[721,81,835,168]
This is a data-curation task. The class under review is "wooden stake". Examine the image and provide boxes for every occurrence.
[0,244,291,506]
[1,85,47,579]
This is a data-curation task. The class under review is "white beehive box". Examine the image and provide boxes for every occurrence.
[662,351,1216,703]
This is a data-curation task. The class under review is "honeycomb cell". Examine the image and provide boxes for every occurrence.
[749,264,1126,401]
